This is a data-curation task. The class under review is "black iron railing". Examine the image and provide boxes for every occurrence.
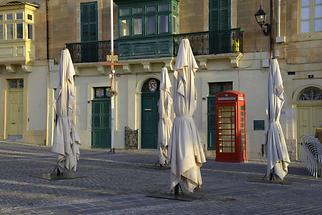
[66,41,119,63]
[209,28,244,54]
[173,31,210,56]
[66,28,243,63]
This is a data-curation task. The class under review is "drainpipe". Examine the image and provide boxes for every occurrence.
[46,0,49,60]
[45,0,52,146]
[276,0,281,37]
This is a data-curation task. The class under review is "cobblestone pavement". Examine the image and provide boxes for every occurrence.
[0,141,322,215]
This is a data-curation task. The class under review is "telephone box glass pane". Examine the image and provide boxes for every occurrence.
[218,105,236,153]
[241,111,245,144]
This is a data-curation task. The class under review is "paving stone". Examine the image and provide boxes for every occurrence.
[0,141,322,214]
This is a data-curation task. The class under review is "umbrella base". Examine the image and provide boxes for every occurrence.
[32,166,85,181]
[147,192,201,202]
[142,163,170,170]
[247,175,292,185]
[33,173,85,181]
[147,184,201,201]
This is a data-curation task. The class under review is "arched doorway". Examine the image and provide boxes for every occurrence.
[141,78,160,149]
[297,86,322,141]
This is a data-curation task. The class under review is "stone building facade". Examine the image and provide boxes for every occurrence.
[0,0,321,160]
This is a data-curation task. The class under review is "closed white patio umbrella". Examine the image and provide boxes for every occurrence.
[266,58,290,180]
[52,48,80,174]
[157,66,173,166]
[168,39,206,193]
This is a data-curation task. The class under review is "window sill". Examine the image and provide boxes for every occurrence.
[293,31,322,42]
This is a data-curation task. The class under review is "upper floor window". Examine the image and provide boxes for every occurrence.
[118,0,179,37]
[0,11,34,41]
[80,2,98,41]
[300,0,322,33]
[16,12,23,20]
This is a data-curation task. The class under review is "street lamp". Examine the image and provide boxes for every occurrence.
[254,5,271,36]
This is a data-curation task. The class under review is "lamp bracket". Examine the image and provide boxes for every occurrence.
[262,23,271,36]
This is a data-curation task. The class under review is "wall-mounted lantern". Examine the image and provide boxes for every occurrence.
[254,5,271,36]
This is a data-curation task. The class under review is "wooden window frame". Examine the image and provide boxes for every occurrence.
[118,0,176,38]
[300,0,322,33]
[0,10,32,40]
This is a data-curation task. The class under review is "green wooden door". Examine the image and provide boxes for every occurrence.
[141,78,160,149]
[207,82,232,150]
[209,0,231,53]
[80,2,98,62]
[91,99,111,148]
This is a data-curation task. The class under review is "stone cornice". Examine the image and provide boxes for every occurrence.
[73,52,245,75]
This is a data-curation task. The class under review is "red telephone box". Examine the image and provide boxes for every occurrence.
[215,91,247,162]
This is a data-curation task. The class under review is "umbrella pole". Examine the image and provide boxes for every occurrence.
[174,184,179,196]
[110,0,115,153]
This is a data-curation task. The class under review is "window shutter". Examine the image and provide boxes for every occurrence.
[219,0,230,30]
[81,2,98,42]
[209,0,230,31]
[209,0,231,53]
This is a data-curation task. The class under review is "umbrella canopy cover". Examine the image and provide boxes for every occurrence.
[158,67,173,166]
[52,48,81,172]
[168,39,206,192]
[266,58,290,180]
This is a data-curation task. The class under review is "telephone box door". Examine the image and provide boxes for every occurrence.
[215,91,247,162]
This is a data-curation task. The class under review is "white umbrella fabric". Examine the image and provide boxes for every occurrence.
[157,67,173,166]
[266,58,290,180]
[168,39,206,192]
[52,48,80,172]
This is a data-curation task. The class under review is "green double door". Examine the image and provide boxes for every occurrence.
[141,78,160,149]
[91,99,111,148]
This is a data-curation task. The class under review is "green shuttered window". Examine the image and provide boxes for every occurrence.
[81,2,98,41]
[118,0,178,38]
[209,0,231,53]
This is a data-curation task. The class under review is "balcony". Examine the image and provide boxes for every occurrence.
[0,40,35,72]
[66,28,243,63]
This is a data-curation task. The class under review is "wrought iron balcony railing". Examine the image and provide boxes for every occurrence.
[66,28,243,63]
[67,40,119,63]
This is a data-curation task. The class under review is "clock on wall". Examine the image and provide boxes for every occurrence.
[148,79,158,92]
